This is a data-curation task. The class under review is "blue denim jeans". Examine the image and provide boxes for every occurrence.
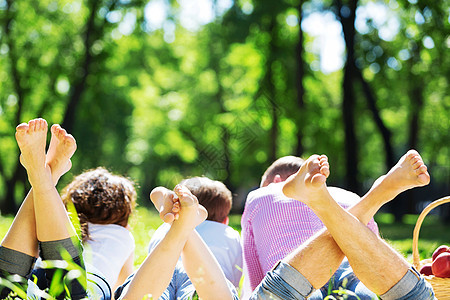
[308,259,377,300]
[161,262,198,300]
[250,260,435,300]
[379,266,436,300]
[115,261,239,300]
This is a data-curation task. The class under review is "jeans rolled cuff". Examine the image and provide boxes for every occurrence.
[380,267,422,300]
[273,261,315,297]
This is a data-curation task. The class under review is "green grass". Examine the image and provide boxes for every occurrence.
[1,209,449,267]
[374,213,450,263]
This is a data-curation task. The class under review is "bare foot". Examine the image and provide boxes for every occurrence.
[282,154,330,204]
[15,118,50,185]
[173,184,207,229]
[150,187,180,223]
[370,149,430,203]
[46,124,77,184]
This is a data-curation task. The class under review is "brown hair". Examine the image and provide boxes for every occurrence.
[180,176,232,223]
[260,156,305,187]
[61,167,137,242]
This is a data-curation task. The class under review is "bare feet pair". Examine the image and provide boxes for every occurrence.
[283,150,430,208]
[15,118,76,186]
[150,185,207,229]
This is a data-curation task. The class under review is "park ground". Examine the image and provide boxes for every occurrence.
[1,207,448,269]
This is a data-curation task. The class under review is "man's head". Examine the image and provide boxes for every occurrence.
[180,176,232,224]
[260,156,305,187]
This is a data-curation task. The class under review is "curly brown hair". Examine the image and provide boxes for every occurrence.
[180,176,232,223]
[61,167,137,242]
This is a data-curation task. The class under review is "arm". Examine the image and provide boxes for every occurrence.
[113,251,134,297]
[120,220,190,300]
[121,185,208,300]
[181,230,235,300]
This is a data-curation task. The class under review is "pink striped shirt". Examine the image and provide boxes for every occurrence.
[241,183,379,294]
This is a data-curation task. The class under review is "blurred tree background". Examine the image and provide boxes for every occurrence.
[0,0,448,221]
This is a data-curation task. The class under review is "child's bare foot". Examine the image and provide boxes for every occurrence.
[15,118,51,185]
[370,149,430,203]
[282,154,330,205]
[173,184,207,228]
[46,124,77,184]
[150,187,180,223]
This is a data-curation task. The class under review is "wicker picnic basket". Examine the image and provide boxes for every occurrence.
[412,196,450,299]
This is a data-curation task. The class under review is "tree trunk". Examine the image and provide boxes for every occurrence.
[408,44,424,151]
[406,44,425,215]
[357,69,403,221]
[268,17,278,163]
[356,69,395,169]
[62,0,102,132]
[337,0,359,193]
[2,168,27,214]
[295,3,305,157]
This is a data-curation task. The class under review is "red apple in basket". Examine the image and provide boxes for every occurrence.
[432,245,450,261]
[431,252,450,278]
[419,263,433,276]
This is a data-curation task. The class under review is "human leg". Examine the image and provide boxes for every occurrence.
[0,188,39,297]
[1,124,76,253]
[0,123,78,296]
[282,152,431,296]
[14,119,85,299]
[280,150,430,290]
[15,121,78,242]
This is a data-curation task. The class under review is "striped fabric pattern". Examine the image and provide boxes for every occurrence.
[241,183,379,291]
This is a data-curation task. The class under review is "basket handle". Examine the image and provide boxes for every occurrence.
[412,196,450,268]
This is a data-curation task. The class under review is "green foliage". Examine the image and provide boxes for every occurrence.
[0,0,448,216]
[375,212,450,261]
[0,277,28,300]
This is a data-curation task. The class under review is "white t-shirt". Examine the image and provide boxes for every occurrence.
[148,220,243,287]
[83,223,135,288]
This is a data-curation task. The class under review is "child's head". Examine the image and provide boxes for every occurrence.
[61,167,137,242]
[180,176,232,224]
[260,156,305,187]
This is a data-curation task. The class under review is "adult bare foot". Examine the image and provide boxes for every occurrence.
[370,149,430,203]
[46,124,77,184]
[173,184,207,229]
[282,154,330,204]
[15,118,50,186]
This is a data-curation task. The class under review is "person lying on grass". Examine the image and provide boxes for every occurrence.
[147,176,242,288]
[1,118,135,299]
[0,118,87,299]
[114,184,238,300]
[249,151,435,300]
